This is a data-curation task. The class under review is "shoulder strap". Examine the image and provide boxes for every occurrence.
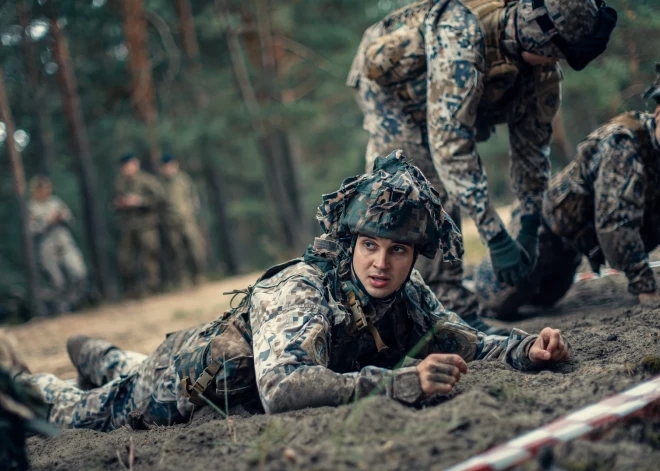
[460,0,512,70]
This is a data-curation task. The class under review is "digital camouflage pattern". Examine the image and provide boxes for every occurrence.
[516,0,599,58]
[250,253,538,414]
[19,312,256,431]
[475,111,660,315]
[114,171,166,293]
[348,0,560,315]
[319,149,461,260]
[28,196,87,310]
[160,171,206,283]
[18,152,550,429]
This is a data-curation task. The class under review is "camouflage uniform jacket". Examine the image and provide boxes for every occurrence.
[27,196,74,246]
[248,245,539,414]
[114,171,165,230]
[160,171,200,227]
[543,112,660,295]
[347,0,561,241]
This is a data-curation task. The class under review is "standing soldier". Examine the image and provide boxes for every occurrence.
[28,176,88,314]
[113,154,165,297]
[474,65,660,317]
[347,0,617,333]
[159,154,206,286]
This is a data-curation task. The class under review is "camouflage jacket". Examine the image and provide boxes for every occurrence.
[27,196,75,245]
[113,171,165,230]
[348,0,560,241]
[543,112,660,295]
[160,171,200,227]
[249,243,539,414]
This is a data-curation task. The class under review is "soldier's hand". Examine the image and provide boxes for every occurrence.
[488,230,531,286]
[639,292,660,304]
[416,354,468,398]
[123,194,143,206]
[528,327,570,364]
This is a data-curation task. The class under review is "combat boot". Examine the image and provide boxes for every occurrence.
[461,312,510,336]
[66,335,96,390]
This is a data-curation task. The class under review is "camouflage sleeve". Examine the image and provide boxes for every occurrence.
[424,10,505,241]
[53,197,73,222]
[250,274,423,414]
[594,134,655,295]
[507,69,559,218]
[413,271,537,370]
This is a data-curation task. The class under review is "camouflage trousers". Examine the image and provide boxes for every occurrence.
[365,135,479,318]
[163,222,206,284]
[474,216,582,319]
[38,235,87,310]
[118,227,161,294]
[18,338,183,431]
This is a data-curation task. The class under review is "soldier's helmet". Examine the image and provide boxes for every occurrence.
[315,150,462,261]
[516,0,618,71]
[643,63,660,104]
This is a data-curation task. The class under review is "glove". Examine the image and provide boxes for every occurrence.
[516,215,541,270]
[488,230,531,287]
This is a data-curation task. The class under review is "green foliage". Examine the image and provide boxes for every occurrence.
[0,0,658,304]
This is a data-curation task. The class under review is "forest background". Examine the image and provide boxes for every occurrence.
[0,0,658,318]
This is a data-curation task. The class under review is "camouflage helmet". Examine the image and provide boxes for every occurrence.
[643,63,660,104]
[316,150,462,260]
[516,0,617,71]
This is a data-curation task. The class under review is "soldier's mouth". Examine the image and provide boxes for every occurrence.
[368,275,391,288]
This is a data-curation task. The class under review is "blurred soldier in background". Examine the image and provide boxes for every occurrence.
[113,154,165,297]
[28,176,88,314]
[474,65,660,318]
[347,0,616,333]
[159,154,206,287]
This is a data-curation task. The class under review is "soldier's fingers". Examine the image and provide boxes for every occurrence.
[427,373,457,386]
[528,345,551,362]
[429,354,468,373]
[429,362,459,377]
[426,381,453,396]
[546,331,560,353]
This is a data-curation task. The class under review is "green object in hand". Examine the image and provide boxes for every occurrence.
[488,230,530,286]
[516,214,541,270]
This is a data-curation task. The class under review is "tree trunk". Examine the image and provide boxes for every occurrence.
[217,0,306,251]
[203,159,240,275]
[0,65,45,318]
[122,0,160,170]
[48,14,115,300]
[17,0,56,176]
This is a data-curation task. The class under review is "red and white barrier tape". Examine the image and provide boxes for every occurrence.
[573,260,660,283]
[445,375,660,471]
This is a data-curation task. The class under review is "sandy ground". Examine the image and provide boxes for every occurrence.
[9,258,660,470]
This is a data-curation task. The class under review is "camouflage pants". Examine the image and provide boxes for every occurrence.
[474,216,582,319]
[18,338,182,431]
[164,222,206,283]
[365,135,479,318]
[38,236,87,309]
[118,227,161,293]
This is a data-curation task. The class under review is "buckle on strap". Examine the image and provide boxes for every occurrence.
[181,358,223,404]
[346,289,367,330]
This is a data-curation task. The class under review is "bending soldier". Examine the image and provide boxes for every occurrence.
[159,154,207,286]
[28,176,88,314]
[113,154,165,297]
[474,67,660,318]
[347,0,616,332]
[11,151,569,431]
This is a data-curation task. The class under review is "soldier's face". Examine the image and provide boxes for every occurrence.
[121,160,139,177]
[353,235,415,298]
[161,162,179,177]
[35,184,51,201]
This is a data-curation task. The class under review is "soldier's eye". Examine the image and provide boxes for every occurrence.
[364,241,376,250]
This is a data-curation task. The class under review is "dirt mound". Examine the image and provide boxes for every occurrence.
[20,269,660,470]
